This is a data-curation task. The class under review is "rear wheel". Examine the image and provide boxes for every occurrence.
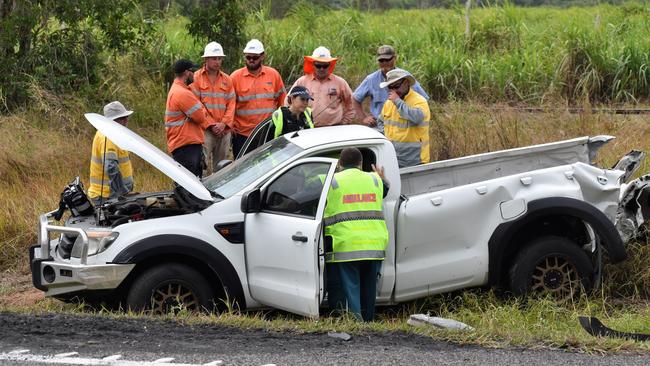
[126,263,215,314]
[509,236,593,301]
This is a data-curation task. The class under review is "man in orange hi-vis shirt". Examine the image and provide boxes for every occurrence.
[165,59,216,178]
[230,39,286,157]
[191,41,235,175]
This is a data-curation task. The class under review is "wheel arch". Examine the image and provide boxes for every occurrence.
[488,197,627,288]
[112,235,246,310]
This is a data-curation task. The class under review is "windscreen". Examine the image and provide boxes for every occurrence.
[203,138,303,199]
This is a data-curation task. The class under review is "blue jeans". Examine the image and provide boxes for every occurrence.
[326,260,382,322]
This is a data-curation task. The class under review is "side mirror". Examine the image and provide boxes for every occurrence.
[241,188,261,213]
[215,159,233,171]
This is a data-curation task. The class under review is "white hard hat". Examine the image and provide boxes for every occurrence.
[202,41,225,57]
[243,39,264,54]
[311,46,333,59]
[103,101,133,121]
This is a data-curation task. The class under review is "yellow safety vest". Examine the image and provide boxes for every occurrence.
[380,89,430,167]
[88,131,133,199]
[271,107,314,138]
[323,168,388,263]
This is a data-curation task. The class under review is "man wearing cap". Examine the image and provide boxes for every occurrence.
[288,46,355,127]
[88,101,135,205]
[191,41,235,175]
[269,86,314,140]
[230,39,286,157]
[353,45,429,133]
[378,69,431,168]
[165,59,216,177]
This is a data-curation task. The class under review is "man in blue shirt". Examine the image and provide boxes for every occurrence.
[352,45,429,134]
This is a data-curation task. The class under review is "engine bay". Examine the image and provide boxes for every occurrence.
[54,179,212,259]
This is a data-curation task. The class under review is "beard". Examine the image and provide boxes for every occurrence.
[185,75,194,85]
[246,62,262,72]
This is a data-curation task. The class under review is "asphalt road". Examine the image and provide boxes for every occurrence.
[1,312,649,365]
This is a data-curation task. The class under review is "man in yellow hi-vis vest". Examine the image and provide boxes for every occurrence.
[324,147,389,321]
[88,101,134,205]
[377,69,431,168]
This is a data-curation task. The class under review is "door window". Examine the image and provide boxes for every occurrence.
[262,162,330,218]
[238,117,273,158]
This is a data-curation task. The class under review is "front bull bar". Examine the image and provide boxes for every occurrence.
[38,210,90,264]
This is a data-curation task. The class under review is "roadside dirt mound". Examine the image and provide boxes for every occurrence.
[0,272,44,309]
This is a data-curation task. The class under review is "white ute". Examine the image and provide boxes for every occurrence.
[30,113,649,316]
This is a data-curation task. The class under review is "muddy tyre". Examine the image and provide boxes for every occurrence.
[126,263,215,314]
[509,236,593,300]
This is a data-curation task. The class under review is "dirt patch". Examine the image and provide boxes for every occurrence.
[0,271,44,309]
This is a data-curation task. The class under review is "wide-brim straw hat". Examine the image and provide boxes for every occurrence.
[380,69,416,89]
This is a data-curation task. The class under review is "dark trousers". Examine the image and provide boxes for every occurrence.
[172,144,203,178]
[231,133,248,159]
[327,260,382,322]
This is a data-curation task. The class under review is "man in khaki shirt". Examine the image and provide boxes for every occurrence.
[287,46,355,127]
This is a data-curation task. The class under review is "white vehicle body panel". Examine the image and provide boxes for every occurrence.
[244,158,337,318]
[394,162,622,301]
[32,121,635,316]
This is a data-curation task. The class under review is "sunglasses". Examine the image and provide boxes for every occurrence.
[314,63,330,69]
[245,55,261,61]
[378,57,394,63]
[387,79,404,90]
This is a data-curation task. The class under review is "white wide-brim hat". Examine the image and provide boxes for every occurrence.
[380,69,416,89]
[103,101,133,120]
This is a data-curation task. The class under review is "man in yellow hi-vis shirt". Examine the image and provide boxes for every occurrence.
[88,101,134,205]
[378,69,431,168]
[324,147,389,322]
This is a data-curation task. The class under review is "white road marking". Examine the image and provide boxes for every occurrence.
[102,354,123,361]
[9,349,30,355]
[1,351,234,366]
[154,357,176,363]
[55,352,79,358]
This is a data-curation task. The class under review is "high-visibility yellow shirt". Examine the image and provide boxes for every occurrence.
[380,89,431,167]
[323,168,388,263]
[88,131,133,200]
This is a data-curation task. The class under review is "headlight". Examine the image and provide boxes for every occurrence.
[71,229,119,257]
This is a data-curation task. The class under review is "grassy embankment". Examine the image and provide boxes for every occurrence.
[2,4,650,351]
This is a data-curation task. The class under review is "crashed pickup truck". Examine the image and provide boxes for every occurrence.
[30,113,649,317]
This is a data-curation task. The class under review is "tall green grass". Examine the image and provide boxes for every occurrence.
[240,2,650,104]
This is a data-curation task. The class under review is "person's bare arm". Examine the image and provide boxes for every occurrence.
[353,98,375,126]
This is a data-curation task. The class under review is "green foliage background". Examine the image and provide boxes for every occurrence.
[2,0,650,115]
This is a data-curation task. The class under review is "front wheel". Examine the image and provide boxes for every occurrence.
[126,263,215,314]
[509,236,593,301]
